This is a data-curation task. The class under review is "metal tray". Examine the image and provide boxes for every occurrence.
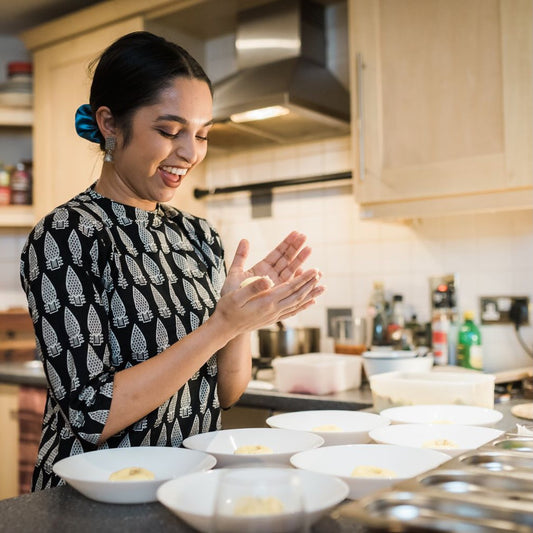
[335,432,533,532]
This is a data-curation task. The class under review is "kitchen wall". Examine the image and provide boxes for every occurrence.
[0,6,531,374]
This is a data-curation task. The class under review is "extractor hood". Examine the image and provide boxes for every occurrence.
[208,0,350,151]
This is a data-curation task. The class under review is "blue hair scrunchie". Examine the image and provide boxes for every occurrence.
[75,104,103,144]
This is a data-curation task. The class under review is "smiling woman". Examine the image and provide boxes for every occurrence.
[19,30,325,492]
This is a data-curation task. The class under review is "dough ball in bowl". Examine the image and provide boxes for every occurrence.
[266,410,389,446]
[290,444,450,500]
[182,428,324,468]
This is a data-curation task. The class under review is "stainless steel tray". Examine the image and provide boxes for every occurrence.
[335,434,533,532]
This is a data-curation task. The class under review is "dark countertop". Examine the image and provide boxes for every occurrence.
[0,361,47,387]
[0,361,374,411]
[0,400,528,533]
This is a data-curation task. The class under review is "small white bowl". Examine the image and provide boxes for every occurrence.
[290,444,450,500]
[363,350,418,359]
[380,404,504,427]
[369,424,504,457]
[266,410,390,446]
[52,446,216,504]
[362,352,434,377]
[157,467,349,533]
[182,428,324,468]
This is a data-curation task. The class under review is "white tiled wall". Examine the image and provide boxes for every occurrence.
[202,135,533,374]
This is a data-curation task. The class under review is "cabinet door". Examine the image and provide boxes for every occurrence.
[31,18,144,222]
[0,384,19,500]
[349,0,532,218]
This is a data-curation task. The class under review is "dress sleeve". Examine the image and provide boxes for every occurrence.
[20,210,115,446]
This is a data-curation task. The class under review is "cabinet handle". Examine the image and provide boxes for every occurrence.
[356,53,365,182]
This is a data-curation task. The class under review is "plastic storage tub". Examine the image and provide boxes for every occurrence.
[272,353,362,395]
[369,370,495,411]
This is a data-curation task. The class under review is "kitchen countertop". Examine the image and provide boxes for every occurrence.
[0,361,375,411]
[0,399,528,533]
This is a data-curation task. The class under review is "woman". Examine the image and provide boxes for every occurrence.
[20,31,324,490]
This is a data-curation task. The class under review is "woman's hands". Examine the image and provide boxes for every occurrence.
[216,231,325,337]
[222,231,313,294]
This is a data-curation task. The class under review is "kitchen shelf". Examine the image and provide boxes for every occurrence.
[0,106,34,227]
[0,205,34,227]
[0,106,33,127]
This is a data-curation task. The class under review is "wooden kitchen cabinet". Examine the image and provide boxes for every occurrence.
[348,0,533,219]
[0,383,19,500]
[19,0,209,225]
[29,18,145,223]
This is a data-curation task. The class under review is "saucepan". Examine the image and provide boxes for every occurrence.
[258,323,320,360]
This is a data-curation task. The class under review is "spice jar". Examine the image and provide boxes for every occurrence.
[10,161,32,205]
[0,62,33,108]
[0,162,11,206]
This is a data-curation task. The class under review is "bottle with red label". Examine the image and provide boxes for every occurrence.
[431,310,450,365]
[10,160,32,205]
[0,161,11,206]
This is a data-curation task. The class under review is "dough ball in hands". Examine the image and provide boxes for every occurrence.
[240,275,274,289]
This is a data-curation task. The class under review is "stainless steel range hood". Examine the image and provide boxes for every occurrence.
[209,0,350,151]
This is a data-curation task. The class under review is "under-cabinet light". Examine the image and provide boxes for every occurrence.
[230,105,290,123]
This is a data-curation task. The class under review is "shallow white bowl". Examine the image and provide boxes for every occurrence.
[369,423,504,457]
[52,446,216,504]
[363,350,417,359]
[157,467,349,533]
[380,404,503,427]
[362,353,434,377]
[182,428,324,467]
[266,410,390,446]
[290,444,450,500]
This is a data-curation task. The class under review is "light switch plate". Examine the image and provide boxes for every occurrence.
[326,307,352,337]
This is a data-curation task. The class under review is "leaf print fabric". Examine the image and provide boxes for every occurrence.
[20,185,225,490]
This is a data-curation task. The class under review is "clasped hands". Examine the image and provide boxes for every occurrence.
[217,231,325,335]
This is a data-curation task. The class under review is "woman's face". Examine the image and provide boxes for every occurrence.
[106,77,213,209]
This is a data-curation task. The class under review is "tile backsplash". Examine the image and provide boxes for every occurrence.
[1,138,531,374]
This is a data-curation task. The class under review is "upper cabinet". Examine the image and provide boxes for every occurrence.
[349,0,533,219]
[20,0,208,224]
[30,18,146,223]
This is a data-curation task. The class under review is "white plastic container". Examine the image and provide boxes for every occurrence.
[272,353,362,395]
[369,370,495,411]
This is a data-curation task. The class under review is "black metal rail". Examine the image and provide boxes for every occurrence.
[193,171,352,199]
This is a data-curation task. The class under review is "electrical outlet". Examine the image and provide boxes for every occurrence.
[479,296,530,325]
[326,308,352,337]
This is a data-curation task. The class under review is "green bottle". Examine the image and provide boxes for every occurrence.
[457,311,483,370]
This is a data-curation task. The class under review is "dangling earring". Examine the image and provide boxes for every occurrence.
[104,136,116,163]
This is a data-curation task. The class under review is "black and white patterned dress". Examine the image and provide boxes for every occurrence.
[20,185,225,490]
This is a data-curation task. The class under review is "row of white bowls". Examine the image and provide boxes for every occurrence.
[53,405,504,532]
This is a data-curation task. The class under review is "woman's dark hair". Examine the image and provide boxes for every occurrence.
[89,31,212,148]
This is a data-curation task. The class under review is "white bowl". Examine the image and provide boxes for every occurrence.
[369,424,504,457]
[52,446,216,504]
[380,404,504,427]
[290,444,450,500]
[362,353,434,377]
[266,410,390,446]
[363,350,418,359]
[157,467,349,533]
[182,428,324,467]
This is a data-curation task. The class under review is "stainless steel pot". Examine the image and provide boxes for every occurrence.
[258,326,320,359]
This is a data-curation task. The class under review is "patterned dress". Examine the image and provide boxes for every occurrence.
[19,185,226,490]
